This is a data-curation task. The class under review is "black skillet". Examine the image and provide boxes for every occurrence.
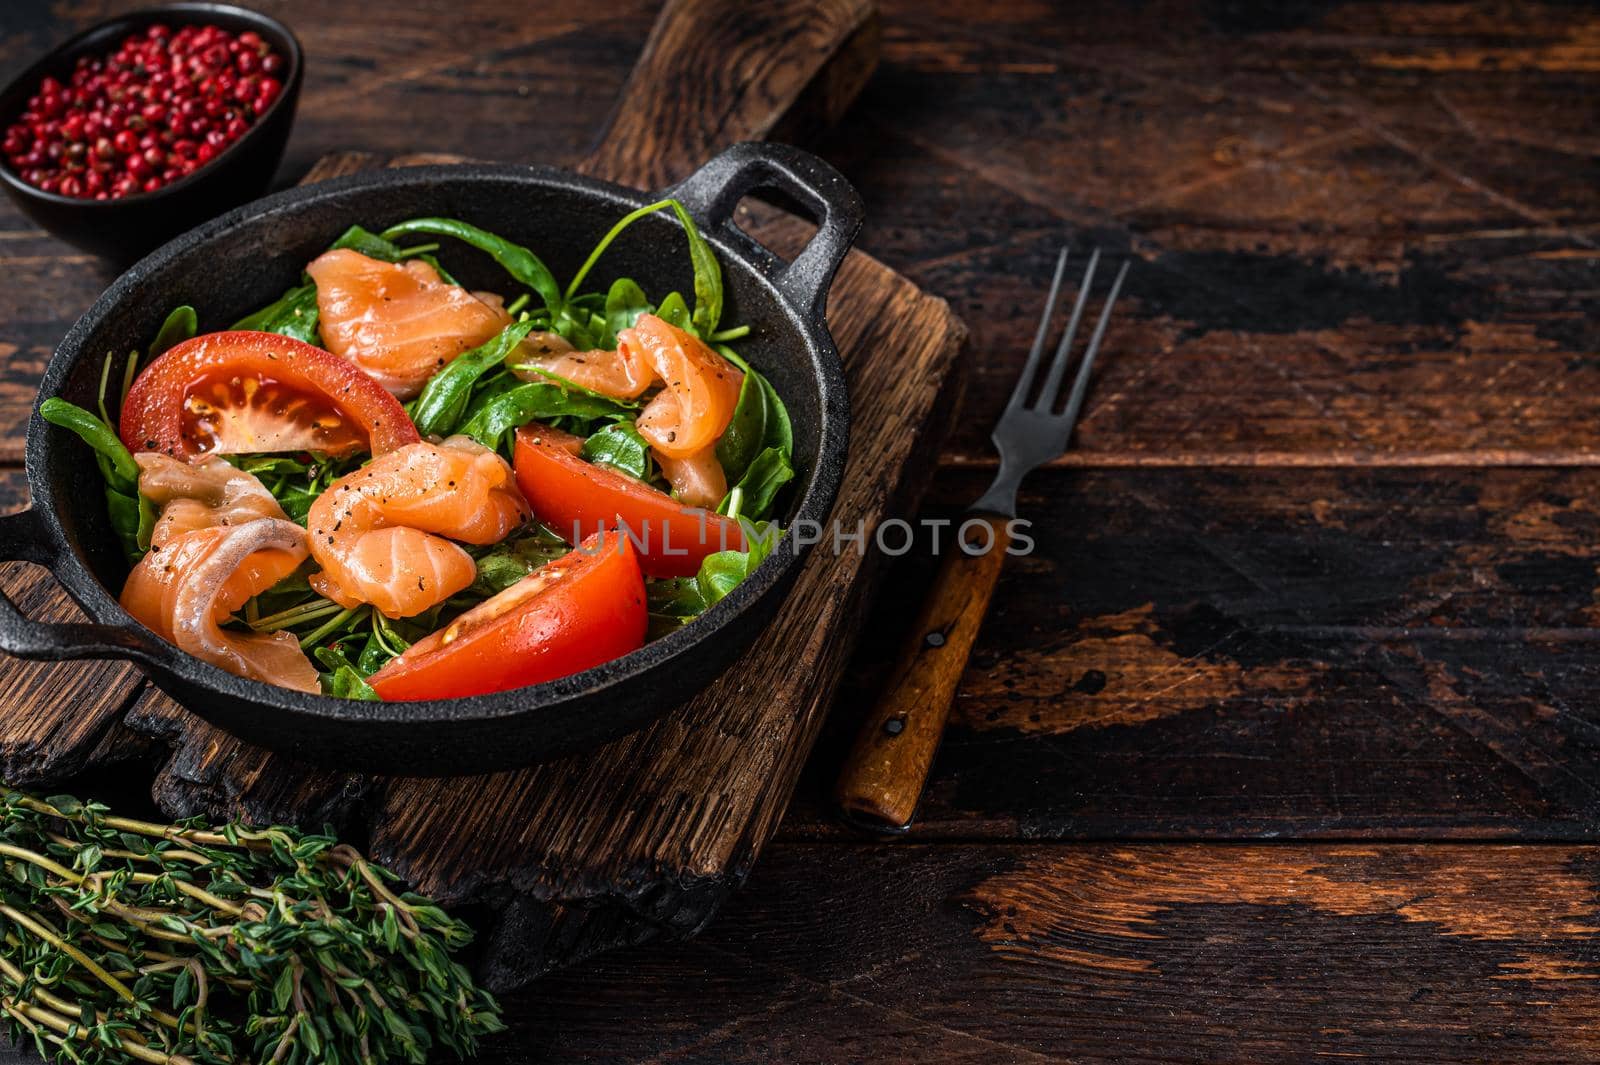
[0,1,867,775]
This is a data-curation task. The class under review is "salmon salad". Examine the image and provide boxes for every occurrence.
[44,202,794,701]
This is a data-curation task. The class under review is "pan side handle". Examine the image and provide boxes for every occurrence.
[0,508,158,664]
[666,142,864,319]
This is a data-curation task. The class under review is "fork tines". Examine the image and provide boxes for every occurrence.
[1006,246,1129,428]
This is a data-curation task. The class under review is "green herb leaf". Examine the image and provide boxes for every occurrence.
[697,519,780,607]
[411,319,536,438]
[231,281,321,344]
[379,218,562,315]
[457,374,637,454]
[580,422,653,481]
[603,277,651,348]
[40,399,148,562]
[715,362,770,482]
[472,526,571,596]
[563,198,721,336]
[328,224,406,261]
[40,399,137,494]
[719,446,794,521]
[148,305,197,358]
[314,646,381,702]
[653,291,693,333]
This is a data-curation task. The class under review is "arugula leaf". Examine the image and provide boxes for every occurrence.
[314,646,381,701]
[471,526,570,596]
[719,347,792,455]
[328,224,407,261]
[720,446,794,521]
[697,519,779,607]
[654,291,693,332]
[329,224,458,282]
[603,278,651,348]
[581,422,652,481]
[645,519,780,634]
[564,198,722,336]
[231,282,320,344]
[379,218,562,316]
[457,375,637,453]
[412,320,536,438]
[39,398,148,561]
[149,305,197,358]
[715,364,769,482]
[668,198,723,336]
[227,454,339,525]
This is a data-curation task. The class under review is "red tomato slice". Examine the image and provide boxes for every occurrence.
[513,424,745,579]
[121,330,421,459]
[367,529,647,701]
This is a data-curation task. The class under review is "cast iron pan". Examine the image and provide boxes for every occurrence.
[0,141,860,774]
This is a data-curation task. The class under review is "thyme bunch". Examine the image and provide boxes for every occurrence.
[0,785,503,1064]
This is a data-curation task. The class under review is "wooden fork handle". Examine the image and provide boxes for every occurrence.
[835,512,1012,831]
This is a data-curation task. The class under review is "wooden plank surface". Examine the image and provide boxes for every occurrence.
[3,0,1600,1058]
[489,842,1600,1064]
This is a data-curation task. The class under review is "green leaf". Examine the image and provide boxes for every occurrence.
[720,446,794,521]
[232,282,321,344]
[272,963,295,1011]
[697,519,779,607]
[329,225,459,283]
[664,198,723,336]
[149,305,197,358]
[314,646,382,702]
[653,291,693,333]
[379,218,562,315]
[603,277,651,348]
[328,224,406,261]
[719,347,792,456]
[411,320,536,438]
[40,399,137,494]
[40,398,148,562]
[563,198,721,336]
[456,375,637,453]
[471,526,570,596]
[714,363,770,482]
[580,422,652,481]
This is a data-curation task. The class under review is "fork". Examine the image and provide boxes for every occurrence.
[834,247,1129,832]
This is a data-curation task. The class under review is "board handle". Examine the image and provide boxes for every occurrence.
[579,0,879,188]
[834,513,1012,831]
[0,509,157,663]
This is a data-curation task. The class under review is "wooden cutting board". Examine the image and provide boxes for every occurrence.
[0,0,966,988]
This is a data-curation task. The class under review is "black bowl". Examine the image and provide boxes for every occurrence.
[0,143,860,775]
[0,3,303,264]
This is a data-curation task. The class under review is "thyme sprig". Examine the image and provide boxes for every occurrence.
[0,784,503,1064]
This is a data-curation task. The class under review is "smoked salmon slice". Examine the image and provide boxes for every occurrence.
[122,456,318,691]
[624,315,743,460]
[307,436,529,618]
[136,453,288,545]
[512,330,654,399]
[656,448,727,509]
[122,520,317,693]
[307,249,511,399]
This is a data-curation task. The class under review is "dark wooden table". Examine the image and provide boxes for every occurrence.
[5,0,1600,1061]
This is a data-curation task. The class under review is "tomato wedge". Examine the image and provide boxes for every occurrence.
[513,424,745,579]
[121,330,421,459]
[367,530,646,701]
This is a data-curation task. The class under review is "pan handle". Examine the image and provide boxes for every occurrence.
[665,142,864,319]
[0,508,158,664]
